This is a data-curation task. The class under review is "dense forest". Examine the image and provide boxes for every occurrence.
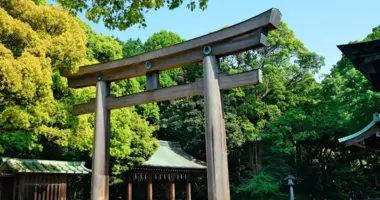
[0,0,379,199]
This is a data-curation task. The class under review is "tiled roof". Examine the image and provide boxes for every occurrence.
[337,39,380,91]
[0,157,91,174]
[142,141,206,170]
[338,113,380,147]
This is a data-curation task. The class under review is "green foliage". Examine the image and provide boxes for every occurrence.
[158,97,205,158]
[144,30,184,52]
[67,17,159,175]
[76,19,122,63]
[144,21,326,199]
[56,0,209,30]
[363,25,380,41]
[0,0,86,154]
[110,108,158,174]
[235,171,280,199]
[1,2,380,199]
[32,0,47,5]
[0,0,158,177]
[143,30,185,87]
[256,24,380,199]
[119,38,144,57]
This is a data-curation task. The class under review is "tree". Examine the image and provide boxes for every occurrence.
[0,1,158,177]
[64,16,159,174]
[3,1,379,198]
[32,0,48,5]
[76,19,123,64]
[234,171,281,200]
[55,0,209,30]
[135,22,325,199]
[222,22,324,197]
[118,38,144,58]
[0,0,86,154]
[311,26,380,198]
[258,24,380,199]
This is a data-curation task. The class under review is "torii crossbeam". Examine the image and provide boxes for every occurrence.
[62,8,281,200]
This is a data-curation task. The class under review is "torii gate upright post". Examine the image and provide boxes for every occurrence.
[61,8,281,200]
[91,75,110,200]
[203,53,230,199]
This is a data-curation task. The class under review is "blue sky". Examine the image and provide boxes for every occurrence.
[77,0,380,80]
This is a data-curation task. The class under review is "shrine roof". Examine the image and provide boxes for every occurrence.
[140,141,206,170]
[337,39,380,91]
[338,113,380,148]
[0,157,91,174]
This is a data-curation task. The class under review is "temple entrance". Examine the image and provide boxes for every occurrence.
[62,8,281,200]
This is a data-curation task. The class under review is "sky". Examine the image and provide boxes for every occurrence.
[77,0,380,81]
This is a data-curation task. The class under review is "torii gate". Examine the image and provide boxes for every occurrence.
[62,8,281,200]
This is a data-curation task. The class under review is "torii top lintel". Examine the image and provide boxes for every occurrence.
[62,8,281,88]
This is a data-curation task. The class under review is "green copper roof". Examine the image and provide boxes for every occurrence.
[142,141,206,170]
[338,113,380,146]
[0,157,91,174]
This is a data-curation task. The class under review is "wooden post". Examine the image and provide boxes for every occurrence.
[203,54,230,200]
[18,176,24,200]
[146,71,160,90]
[186,175,191,200]
[169,175,175,200]
[90,76,110,200]
[62,175,67,200]
[126,175,132,200]
[147,174,153,200]
[165,182,170,200]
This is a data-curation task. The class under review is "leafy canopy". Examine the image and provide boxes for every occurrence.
[56,0,209,30]
[0,0,86,153]
[0,0,158,175]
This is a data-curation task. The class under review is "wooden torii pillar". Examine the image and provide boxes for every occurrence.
[62,8,281,200]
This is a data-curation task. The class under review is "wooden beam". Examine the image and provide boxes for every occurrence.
[63,8,280,79]
[67,27,268,88]
[72,69,262,115]
[219,69,262,89]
